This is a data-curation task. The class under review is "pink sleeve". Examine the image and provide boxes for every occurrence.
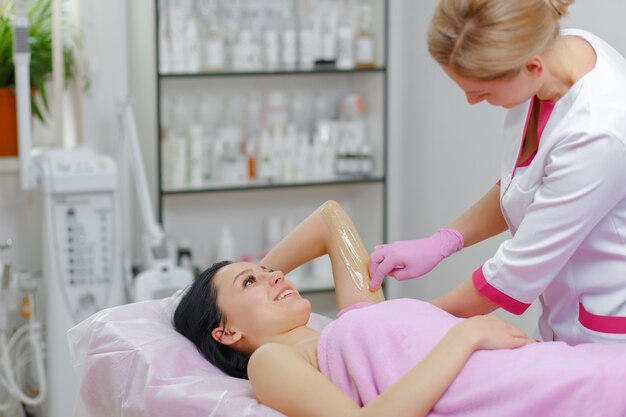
[472,265,531,315]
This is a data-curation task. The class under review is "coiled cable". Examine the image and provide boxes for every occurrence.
[0,291,47,415]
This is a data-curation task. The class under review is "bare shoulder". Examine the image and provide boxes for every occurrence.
[248,343,359,417]
[248,343,310,382]
[249,343,302,367]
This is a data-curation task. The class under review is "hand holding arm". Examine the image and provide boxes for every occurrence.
[369,229,464,290]
[369,184,507,290]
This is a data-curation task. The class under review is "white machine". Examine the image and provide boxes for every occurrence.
[13,1,125,416]
[40,148,123,322]
[118,100,193,302]
[40,149,124,417]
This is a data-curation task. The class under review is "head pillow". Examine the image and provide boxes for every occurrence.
[68,292,332,417]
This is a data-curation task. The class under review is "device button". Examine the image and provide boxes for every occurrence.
[79,293,96,310]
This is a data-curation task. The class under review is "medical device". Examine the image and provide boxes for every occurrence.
[118,100,193,301]
[39,148,124,417]
[13,1,125,416]
[0,240,47,417]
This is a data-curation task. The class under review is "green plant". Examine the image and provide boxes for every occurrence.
[0,0,75,122]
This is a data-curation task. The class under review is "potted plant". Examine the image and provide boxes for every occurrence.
[0,0,75,156]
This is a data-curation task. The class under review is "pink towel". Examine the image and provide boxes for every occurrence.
[317,299,626,416]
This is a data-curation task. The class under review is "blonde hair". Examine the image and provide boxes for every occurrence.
[428,0,574,80]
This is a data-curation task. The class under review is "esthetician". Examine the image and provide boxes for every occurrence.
[369,0,626,344]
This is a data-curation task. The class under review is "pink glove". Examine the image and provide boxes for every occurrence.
[369,228,464,290]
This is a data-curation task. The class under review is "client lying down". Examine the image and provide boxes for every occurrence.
[174,201,626,417]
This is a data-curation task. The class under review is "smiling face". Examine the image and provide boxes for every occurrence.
[211,262,311,352]
[443,59,543,108]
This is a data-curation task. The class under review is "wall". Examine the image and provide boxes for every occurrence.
[386,0,626,335]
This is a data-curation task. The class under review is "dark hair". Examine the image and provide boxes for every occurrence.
[173,260,251,379]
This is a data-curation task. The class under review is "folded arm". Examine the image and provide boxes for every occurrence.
[260,200,384,312]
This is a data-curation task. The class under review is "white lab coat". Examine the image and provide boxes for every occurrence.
[477,29,626,344]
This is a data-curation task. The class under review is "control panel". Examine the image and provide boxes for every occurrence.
[51,192,115,320]
[41,148,121,323]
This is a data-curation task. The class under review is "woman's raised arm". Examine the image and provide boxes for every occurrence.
[260,200,384,312]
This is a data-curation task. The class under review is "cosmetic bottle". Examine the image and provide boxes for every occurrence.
[158,1,172,73]
[172,95,192,137]
[203,19,226,70]
[211,137,224,183]
[317,2,338,68]
[216,226,235,262]
[186,10,201,72]
[188,124,205,187]
[170,1,189,73]
[177,241,193,271]
[263,10,280,71]
[295,131,312,181]
[245,136,257,181]
[282,124,298,181]
[355,3,376,68]
[311,132,325,180]
[336,1,355,70]
[218,126,247,184]
[256,130,274,181]
[245,93,264,137]
[298,13,316,70]
[197,0,224,71]
[281,10,298,70]
[164,135,188,189]
[201,135,214,183]
[198,96,218,182]
[233,30,262,71]
[273,124,286,181]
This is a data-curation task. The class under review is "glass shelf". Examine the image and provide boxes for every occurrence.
[159,66,386,79]
[161,176,385,195]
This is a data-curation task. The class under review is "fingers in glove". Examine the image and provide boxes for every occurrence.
[370,257,398,289]
[389,266,420,281]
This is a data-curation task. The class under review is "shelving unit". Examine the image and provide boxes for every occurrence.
[154,0,388,295]
[162,175,384,195]
[160,66,386,78]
